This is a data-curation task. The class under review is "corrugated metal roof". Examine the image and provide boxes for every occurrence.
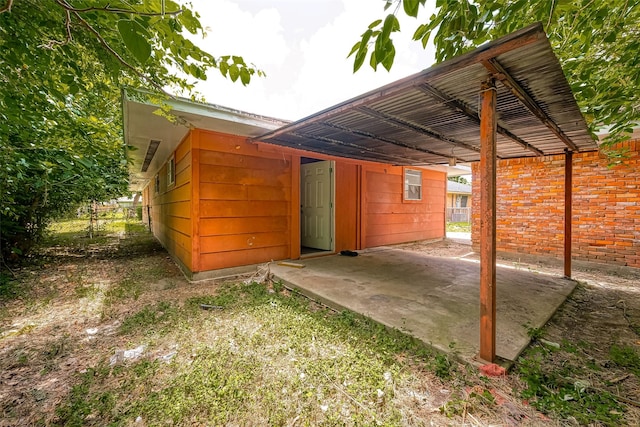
[255,23,596,165]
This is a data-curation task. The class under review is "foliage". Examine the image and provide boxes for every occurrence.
[0,0,262,260]
[447,175,469,185]
[517,349,625,426]
[445,221,470,233]
[119,301,179,335]
[350,0,640,145]
[609,344,640,376]
[53,279,452,425]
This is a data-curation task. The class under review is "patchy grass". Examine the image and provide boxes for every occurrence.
[54,280,475,425]
[3,218,640,425]
[445,222,470,232]
[512,281,640,426]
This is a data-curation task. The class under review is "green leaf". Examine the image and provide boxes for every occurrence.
[219,61,229,77]
[413,23,429,41]
[117,19,151,64]
[368,19,383,29]
[240,68,250,86]
[228,64,240,82]
[348,41,362,58]
[381,14,400,40]
[177,8,200,33]
[369,49,378,71]
[353,45,368,72]
[381,42,396,71]
[403,0,421,18]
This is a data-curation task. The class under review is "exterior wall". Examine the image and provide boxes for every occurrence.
[362,165,446,247]
[146,133,193,271]
[145,129,447,275]
[447,193,470,208]
[471,140,640,268]
[195,130,293,272]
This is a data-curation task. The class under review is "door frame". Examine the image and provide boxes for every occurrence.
[299,157,335,256]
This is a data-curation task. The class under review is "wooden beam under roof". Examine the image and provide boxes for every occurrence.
[417,84,545,156]
[355,106,501,158]
[289,131,424,165]
[318,121,462,162]
[482,58,580,152]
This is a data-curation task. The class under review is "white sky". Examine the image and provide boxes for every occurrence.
[183,0,436,121]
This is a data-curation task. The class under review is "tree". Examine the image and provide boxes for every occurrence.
[349,0,640,146]
[448,176,469,185]
[0,0,261,259]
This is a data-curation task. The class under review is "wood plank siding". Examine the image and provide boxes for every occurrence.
[144,129,446,276]
[196,130,292,272]
[363,166,446,248]
[147,133,193,271]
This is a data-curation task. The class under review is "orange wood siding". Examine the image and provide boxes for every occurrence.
[334,162,359,251]
[362,165,445,247]
[148,133,193,271]
[196,130,292,271]
[145,128,446,275]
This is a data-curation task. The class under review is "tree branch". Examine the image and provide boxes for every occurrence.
[40,8,73,49]
[0,0,13,13]
[61,3,169,96]
[54,0,184,17]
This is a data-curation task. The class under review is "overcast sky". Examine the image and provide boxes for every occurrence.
[184,0,436,121]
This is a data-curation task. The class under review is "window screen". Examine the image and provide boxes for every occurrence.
[404,169,422,201]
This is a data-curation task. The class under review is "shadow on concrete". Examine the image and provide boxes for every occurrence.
[271,246,576,364]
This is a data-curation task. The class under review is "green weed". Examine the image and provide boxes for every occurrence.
[74,283,100,299]
[524,322,544,340]
[0,272,24,302]
[440,389,495,418]
[446,222,471,232]
[187,281,272,312]
[103,278,142,306]
[125,346,259,425]
[119,301,179,335]
[54,364,116,426]
[609,344,640,375]
[516,353,625,425]
[432,352,456,379]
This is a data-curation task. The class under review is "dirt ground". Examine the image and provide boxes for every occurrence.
[402,239,640,424]
[1,233,639,425]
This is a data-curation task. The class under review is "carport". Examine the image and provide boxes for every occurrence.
[271,246,576,363]
[256,23,597,362]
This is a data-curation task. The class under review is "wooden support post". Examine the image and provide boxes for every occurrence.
[479,78,497,363]
[564,149,573,278]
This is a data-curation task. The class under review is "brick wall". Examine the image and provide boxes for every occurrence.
[472,140,640,268]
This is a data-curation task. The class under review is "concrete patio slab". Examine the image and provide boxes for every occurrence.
[271,247,576,363]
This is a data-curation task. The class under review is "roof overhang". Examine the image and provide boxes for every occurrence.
[254,23,597,165]
[122,89,289,191]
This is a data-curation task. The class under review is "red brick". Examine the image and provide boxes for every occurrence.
[472,139,640,269]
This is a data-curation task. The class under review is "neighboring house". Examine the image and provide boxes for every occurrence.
[124,92,446,279]
[446,180,472,222]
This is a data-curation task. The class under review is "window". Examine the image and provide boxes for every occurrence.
[167,155,175,187]
[154,174,160,194]
[404,169,422,201]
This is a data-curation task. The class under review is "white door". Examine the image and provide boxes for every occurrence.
[301,160,333,250]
